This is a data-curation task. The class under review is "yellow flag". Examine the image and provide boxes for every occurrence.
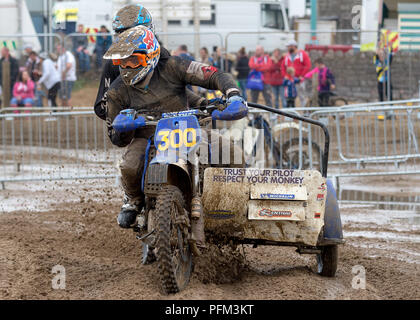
[361,42,376,52]
[380,29,399,52]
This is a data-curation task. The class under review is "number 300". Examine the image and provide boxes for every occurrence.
[157,128,197,151]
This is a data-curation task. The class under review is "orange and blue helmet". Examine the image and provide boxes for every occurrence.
[104,25,160,86]
[112,4,154,34]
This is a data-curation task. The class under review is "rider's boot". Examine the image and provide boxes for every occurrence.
[117,194,143,228]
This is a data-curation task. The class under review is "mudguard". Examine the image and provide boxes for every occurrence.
[321,179,344,244]
[144,162,191,197]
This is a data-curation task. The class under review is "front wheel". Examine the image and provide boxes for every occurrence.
[155,185,193,294]
[316,245,338,277]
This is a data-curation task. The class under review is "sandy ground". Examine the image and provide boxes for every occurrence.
[71,81,99,108]
[0,178,419,300]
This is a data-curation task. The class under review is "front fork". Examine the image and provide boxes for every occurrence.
[190,155,206,252]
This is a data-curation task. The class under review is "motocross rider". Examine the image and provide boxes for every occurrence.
[103,25,247,228]
[94,4,207,121]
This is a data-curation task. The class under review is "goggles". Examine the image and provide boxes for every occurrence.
[112,48,160,69]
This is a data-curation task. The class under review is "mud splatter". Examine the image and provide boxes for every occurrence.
[193,244,247,284]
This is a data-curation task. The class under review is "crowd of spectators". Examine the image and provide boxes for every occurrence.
[0,42,77,111]
[72,24,112,72]
[2,31,396,111]
[0,23,113,111]
[171,39,338,109]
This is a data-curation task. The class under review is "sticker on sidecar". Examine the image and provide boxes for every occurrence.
[258,208,292,218]
[248,200,305,221]
[207,210,236,220]
[211,168,304,185]
[260,193,295,200]
[251,184,308,201]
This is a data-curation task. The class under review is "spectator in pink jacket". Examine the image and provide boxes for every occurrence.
[303,58,336,106]
[248,45,273,107]
[11,70,35,113]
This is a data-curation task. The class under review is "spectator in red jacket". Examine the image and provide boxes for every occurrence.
[268,48,286,109]
[248,45,273,107]
[281,39,311,107]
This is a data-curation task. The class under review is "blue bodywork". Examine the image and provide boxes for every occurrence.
[152,115,202,164]
[323,179,344,242]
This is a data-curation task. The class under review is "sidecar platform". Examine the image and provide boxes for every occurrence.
[202,167,343,247]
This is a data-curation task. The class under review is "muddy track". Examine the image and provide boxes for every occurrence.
[0,185,418,300]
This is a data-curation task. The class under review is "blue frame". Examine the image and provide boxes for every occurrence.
[141,138,152,193]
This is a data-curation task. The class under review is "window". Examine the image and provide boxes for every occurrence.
[189,4,216,26]
[168,20,181,26]
[305,0,311,16]
[261,3,285,30]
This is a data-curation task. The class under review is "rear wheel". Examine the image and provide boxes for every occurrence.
[155,185,192,294]
[249,116,282,168]
[331,97,348,107]
[251,137,282,168]
[316,245,338,277]
[282,137,322,171]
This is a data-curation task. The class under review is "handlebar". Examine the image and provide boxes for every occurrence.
[114,102,223,131]
[113,101,329,177]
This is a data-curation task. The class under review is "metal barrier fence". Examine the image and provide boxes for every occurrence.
[308,99,420,180]
[0,107,91,114]
[2,100,419,186]
[0,110,121,188]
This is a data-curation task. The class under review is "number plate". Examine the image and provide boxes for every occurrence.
[152,115,201,163]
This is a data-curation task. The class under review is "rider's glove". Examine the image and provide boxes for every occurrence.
[112,109,146,133]
[212,93,248,121]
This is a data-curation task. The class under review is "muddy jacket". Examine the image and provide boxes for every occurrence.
[106,49,239,147]
[94,47,206,120]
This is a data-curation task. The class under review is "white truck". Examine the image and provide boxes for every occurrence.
[57,0,295,54]
[0,0,42,57]
[151,0,295,53]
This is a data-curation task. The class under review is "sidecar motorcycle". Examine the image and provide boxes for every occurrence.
[112,101,343,294]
